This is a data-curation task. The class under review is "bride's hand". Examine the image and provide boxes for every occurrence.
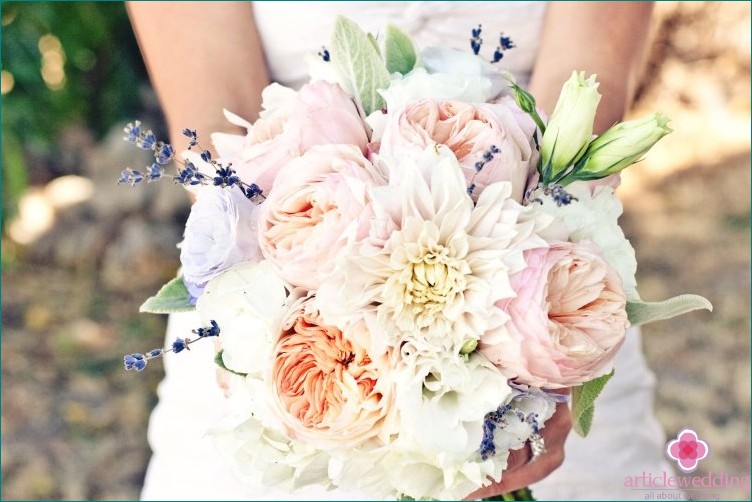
[465,400,571,499]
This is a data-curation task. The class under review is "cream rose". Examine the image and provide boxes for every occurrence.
[481,241,629,389]
[378,97,537,202]
[258,144,384,290]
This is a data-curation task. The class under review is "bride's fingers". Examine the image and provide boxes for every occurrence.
[464,401,572,499]
[466,446,566,499]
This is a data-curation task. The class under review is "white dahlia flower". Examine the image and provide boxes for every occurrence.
[316,145,551,355]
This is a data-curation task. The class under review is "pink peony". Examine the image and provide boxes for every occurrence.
[218,81,369,193]
[258,144,383,290]
[270,295,391,450]
[481,241,629,389]
[378,96,537,202]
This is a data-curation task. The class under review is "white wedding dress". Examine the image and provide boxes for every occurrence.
[141,3,671,500]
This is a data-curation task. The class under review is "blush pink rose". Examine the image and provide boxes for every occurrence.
[480,241,629,389]
[286,80,369,153]
[224,81,370,192]
[271,296,391,449]
[258,144,383,290]
[379,96,537,202]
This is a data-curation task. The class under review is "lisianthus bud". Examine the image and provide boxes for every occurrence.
[507,79,547,137]
[540,71,601,182]
[573,112,672,179]
[508,79,537,115]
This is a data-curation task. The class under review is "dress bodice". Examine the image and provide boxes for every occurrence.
[252,1,547,89]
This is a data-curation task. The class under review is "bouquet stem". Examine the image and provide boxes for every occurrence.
[484,487,535,501]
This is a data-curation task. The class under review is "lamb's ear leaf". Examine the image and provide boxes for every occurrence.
[331,16,390,115]
[627,295,712,326]
[139,276,195,314]
[571,371,613,437]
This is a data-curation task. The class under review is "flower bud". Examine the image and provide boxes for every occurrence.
[508,79,537,115]
[540,72,601,181]
[574,112,672,179]
[459,339,478,355]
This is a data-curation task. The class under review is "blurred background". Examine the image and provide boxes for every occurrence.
[1,1,750,500]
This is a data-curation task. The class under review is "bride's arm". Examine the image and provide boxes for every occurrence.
[127,3,270,392]
[529,1,654,133]
[126,2,270,145]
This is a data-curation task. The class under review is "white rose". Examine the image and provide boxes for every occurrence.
[196,261,289,375]
[368,46,505,140]
[420,46,505,100]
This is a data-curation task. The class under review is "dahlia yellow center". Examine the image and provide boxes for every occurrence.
[386,230,471,332]
[409,249,463,306]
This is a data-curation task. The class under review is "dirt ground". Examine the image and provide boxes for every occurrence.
[2,2,750,500]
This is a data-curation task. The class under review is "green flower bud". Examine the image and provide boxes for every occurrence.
[574,112,672,179]
[540,71,601,182]
[509,80,537,115]
[459,339,478,355]
[508,79,547,136]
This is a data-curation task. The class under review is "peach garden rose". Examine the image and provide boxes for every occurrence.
[378,96,538,202]
[271,295,391,450]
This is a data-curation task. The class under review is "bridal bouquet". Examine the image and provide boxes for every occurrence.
[120,17,711,500]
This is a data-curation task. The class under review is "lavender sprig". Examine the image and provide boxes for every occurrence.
[470,24,483,55]
[466,145,500,196]
[469,25,515,63]
[123,320,220,372]
[527,182,578,207]
[118,121,266,204]
[479,403,512,460]
[479,403,542,461]
[491,33,516,63]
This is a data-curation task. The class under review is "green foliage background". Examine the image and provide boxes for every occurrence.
[1,2,149,223]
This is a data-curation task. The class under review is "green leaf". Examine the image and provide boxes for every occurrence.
[330,15,390,115]
[214,350,248,377]
[571,371,613,437]
[383,23,417,75]
[366,32,381,57]
[139,276,195,314]
[627,295,712,326]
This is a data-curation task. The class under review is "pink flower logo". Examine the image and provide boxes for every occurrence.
[666,428,709,473]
